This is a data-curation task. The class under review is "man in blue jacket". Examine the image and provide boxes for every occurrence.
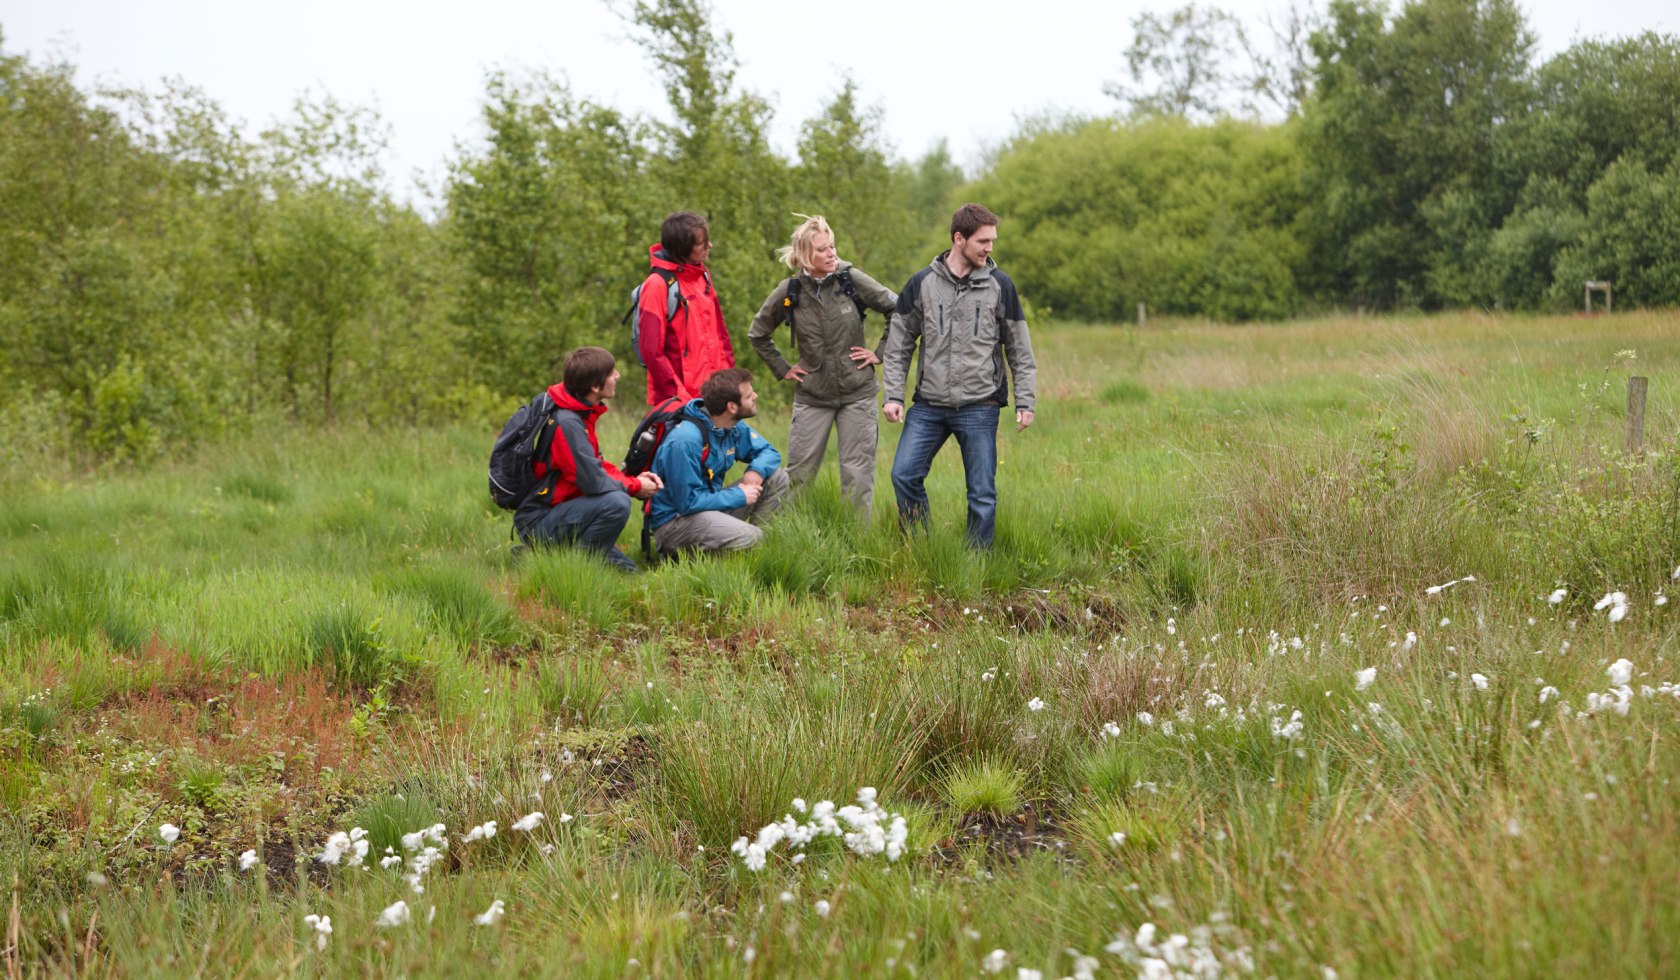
[647,367,790,555]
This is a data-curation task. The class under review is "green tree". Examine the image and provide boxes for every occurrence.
[1300,0,1535,308]
[447,72,653,396]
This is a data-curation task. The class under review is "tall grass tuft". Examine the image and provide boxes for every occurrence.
[520,550,632,630]
[306,604,408,691]
[656,685,926,847]
[382,564,522,649]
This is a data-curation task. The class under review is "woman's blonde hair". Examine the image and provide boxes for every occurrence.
[775,213,835,272]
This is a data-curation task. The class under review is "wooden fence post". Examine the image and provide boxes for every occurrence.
[1136,302,1146,328]
[1627,376,1648,455]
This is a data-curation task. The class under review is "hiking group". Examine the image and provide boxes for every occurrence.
[489,203,1037,571]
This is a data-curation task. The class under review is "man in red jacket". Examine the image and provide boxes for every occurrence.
[637,211,735,405]
[514,347,663,571]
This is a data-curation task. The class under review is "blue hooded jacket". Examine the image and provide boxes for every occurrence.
[647,399,782,530]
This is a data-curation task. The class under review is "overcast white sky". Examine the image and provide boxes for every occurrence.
[2,0,1667,207]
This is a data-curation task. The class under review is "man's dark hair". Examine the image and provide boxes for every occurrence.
[661,211,711,261]
[701,367,753,416]
[562,346,616,401]
[950,203,1000,242]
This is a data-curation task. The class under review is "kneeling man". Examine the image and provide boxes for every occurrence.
[515,346,661,571]
[647,367,790,555]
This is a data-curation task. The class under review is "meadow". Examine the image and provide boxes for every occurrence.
[3,311,1679,978]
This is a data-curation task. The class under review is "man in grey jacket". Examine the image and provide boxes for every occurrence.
[881,203,1037,549]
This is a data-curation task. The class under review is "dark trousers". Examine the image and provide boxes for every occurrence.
[889,402,1001,548]
[513,491,636,572]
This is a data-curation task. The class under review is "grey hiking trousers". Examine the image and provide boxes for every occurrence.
[785,396,878,518]
[651,467,792,556]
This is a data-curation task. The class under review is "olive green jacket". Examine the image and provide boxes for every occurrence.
[748,262,897,407]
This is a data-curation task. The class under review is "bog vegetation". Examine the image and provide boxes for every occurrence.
[3,0,1680,464]
[4,315,1680,976]
[4,0,1680,975]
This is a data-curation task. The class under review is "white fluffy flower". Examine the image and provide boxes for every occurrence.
[238,849,259,871]
[1136,711,1155,727]
[1354,667,1377,691]
[1108,831,1128,847]
[463,821,497,843]
[1608,659,1634,687]
[814,899,831,917]
[1548,588,1567,606]
[982,949,1010,973]
[1101,721,1122,738]
[302,913,332,951]
[158,823,180,844]
[1026,697,1046,712]
[512,812,544,832]
[475,899,506,926]
[1470,673,1490,691]
[376,901,410,928]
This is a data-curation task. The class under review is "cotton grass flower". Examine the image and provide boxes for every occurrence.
[376,901,410,928]
[1609,659,1634,687]
[303,913,332,951]
[1595,592,1629,622]
[158,823,180,844]
[512,812,544,832]
[982,949,1010,973]
[1026,697,1046,712]
[1548,588,1568,606]
[317,827,370,866]
[463,820,497,843]
[731,787,909,870]
[238,849,259,871]
[1354,667,1377,691]
[814,899,831,917]
[1470,673,1490,691]
[475,899,506,926]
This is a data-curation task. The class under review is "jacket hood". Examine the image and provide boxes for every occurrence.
[679,397,714,429]
[649,244,708,278]
[932,250,997,285]
[546,383,607,421]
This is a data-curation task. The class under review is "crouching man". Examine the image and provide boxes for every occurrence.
[515,347,662,571]
[647,367,790,555]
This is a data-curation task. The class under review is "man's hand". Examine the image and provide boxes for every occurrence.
[634,473,663,500]
[739,470,764,489]
[1015,409,1034,432]
[784,365,810,383]
[883,402,904,424]
[739,481,763,505]
[848,346,881,368]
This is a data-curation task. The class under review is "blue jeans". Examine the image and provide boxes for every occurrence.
[890,403,1000,548]
[513,491,637,572]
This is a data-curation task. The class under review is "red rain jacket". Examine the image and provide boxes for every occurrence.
[637,244,734,404]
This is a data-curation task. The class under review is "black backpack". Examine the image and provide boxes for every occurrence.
[488,392,562,510]
[623,397,708,559]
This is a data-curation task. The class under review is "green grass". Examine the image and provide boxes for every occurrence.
[4,311,1680,976]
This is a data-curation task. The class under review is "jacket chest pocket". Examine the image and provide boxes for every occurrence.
[969,296,997,345]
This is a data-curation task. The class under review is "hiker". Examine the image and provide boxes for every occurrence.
[748,214,897,518]
[514,347,662,571]
[636,210,735,405]
[646,367,790,555]
[881,203,1038,549]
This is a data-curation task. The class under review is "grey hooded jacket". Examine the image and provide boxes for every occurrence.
[748,261,897,408]
[882,253,1036,411]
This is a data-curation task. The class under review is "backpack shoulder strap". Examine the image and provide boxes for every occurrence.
[837,268,867,319]
[657,268,683,322]
[782,276,801,326]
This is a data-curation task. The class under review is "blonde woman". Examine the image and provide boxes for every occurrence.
[748,215,897,517]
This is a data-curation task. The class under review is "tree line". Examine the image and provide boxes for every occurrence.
[2,0,1677,464]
